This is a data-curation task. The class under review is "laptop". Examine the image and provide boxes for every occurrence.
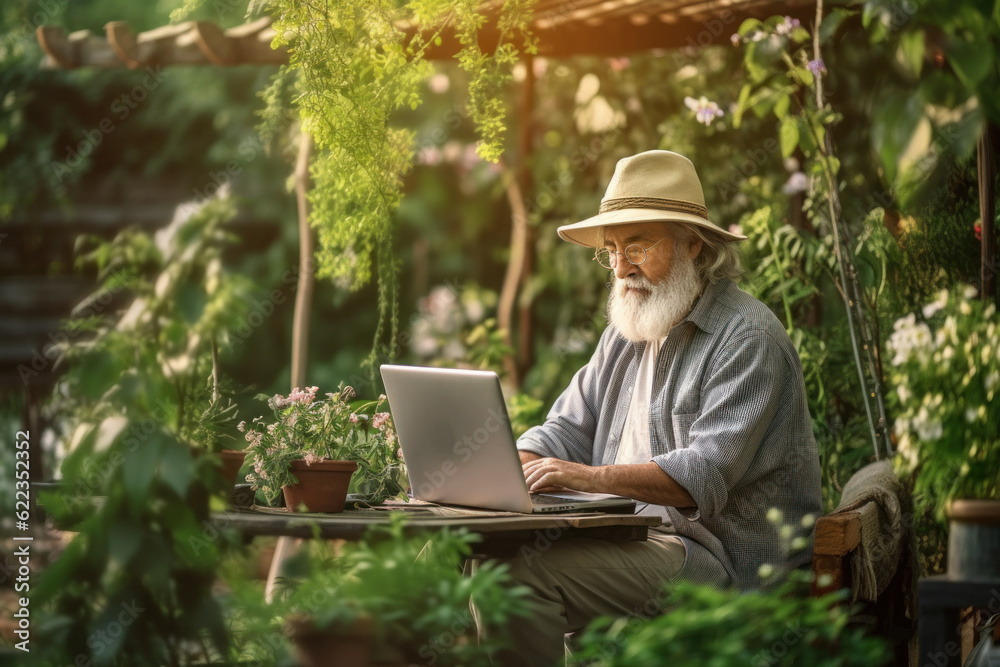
[380,364,636,514]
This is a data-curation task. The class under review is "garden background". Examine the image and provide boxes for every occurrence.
[0,0,997,662]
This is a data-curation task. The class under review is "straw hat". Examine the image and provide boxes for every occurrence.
[557,150,747,247]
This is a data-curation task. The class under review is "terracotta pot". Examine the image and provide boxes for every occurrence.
[282,459,358,513]
[947,499,1000,579]
[285,614,373,667]
[219,449,246,488]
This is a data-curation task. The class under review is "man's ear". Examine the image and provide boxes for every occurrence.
[688,236,703,259]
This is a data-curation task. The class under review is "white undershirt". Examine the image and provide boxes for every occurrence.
[615,337,666,465]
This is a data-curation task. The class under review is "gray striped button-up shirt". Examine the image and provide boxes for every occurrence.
[517,278,822,590]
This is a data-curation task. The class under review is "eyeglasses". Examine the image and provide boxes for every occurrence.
[593,237,667,270]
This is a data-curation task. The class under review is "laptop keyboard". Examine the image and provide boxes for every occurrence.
[530,494,573,505]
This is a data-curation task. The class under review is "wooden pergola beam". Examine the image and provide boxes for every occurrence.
[36,18,285,69]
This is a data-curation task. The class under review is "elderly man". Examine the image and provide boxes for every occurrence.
[490,150,822,666]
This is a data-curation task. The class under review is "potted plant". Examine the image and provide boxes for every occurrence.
[241,384,406,512]
[888,285,1000,578]
[274,517,531,666]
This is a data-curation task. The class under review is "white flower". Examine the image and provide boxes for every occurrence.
[986,370,1000,393]
[775,16,801,35]
[963,284,979,300]
[781,171,809,195]
[922,289,949,318]
[683,96,725,126]
[237,420,246,432]
[913,407,943,441]
[888,314,934,366]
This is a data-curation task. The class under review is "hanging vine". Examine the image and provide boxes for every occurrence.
[263,0,536,378]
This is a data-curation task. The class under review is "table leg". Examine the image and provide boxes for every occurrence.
[919,605,962,667]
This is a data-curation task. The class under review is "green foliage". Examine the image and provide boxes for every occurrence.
[261,0,535,375]
[887,285,1000,522]
[860,0,999,208]
[34,193,258,664]
[269,517,531,666]
[569,570,891,666]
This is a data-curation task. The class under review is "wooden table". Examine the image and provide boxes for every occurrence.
[212,502,661,556]
[918,574,1000,667]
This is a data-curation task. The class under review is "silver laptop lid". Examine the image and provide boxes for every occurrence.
[380,364,534,513]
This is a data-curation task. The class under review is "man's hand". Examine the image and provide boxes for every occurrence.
[522,457,599,493]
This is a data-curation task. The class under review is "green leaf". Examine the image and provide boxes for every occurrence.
[122,430,165,505]
[108,519,142,566]
[176,282,206,324]
[157,439,193,498]
[820,8,855,44]
[871,91,925,182]
[899,29,925,77]
[948,37,993,88]
[780,116,800,158]
[733,83,751,129]
[773,93,791,120]
[76,351,119,400]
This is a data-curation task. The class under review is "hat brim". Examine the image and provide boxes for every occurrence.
[557,208,747,247]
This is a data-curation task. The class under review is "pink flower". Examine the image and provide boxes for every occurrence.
[288,386,318,404]
[975,221,982,241]
[684,96,724,126]
[608,57,630,71]
[806,59,826,78]
[349,413,359,424]
[372,412,391,430]
[730,33,741,46]
[268,394,287,410]
[303,452,320,466]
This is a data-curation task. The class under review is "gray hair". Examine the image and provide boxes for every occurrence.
[665,222,743,285]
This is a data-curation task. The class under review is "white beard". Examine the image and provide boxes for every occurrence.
[607,251,703,343]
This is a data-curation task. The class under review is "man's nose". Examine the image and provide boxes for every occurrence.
[613,254,637,280]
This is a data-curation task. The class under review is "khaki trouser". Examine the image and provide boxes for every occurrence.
[472,531,694,667]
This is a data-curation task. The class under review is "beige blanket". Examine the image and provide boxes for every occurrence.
[832,460,904,603]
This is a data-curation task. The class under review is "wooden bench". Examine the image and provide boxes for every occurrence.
[811,502,915,665]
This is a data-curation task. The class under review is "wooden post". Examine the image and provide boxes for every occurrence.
[516,53,536,383]
[268,128,313,604]
[978,123,997,301]
[290,130,314,390]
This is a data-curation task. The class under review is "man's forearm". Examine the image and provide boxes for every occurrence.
[594,462,696,508]
[518,450,543,464]
[522,456,696,508]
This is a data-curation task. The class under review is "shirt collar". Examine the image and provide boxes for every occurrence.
[682,278,728,334]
